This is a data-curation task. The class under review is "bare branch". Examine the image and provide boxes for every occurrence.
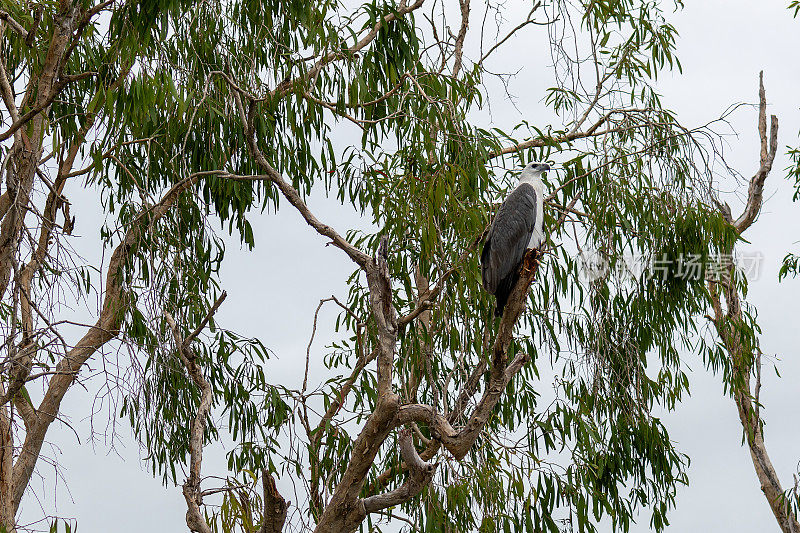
[183,291,227,348]
[165,305,217,533]
[451,0,471,78]
[304,298,333,394]
[733,71,779,233]
[705,72,799,533]
[476,3,544,69]
[362,429,437,513]
[0,10,28,41]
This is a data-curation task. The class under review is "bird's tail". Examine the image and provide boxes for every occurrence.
[494,269,520,317]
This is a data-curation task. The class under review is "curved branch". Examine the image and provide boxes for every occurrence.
[0,10,28,41]
[235,97,372,270]
[9,169,207,513]
[708,72,798,533]
[362,429,437,513]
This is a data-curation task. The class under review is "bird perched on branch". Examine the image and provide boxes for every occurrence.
[481,162,549,316]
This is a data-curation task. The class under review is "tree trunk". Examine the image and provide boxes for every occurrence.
[0,402,15,533]
[735,390,799,532]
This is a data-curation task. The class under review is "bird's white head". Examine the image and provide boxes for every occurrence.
[519,162,550,191]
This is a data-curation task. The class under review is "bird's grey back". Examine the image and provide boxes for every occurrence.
[481,183,538,293]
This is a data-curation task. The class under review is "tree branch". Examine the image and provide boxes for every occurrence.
[734,71,779,233]
[362,429,437,513]
[476,3,543,69]
[313,235,402,532]
[0,72,97,143]
[261,470,288,533]
[707,72,799,533]
[165,310,212,533]
[451,0,471,78]
[9,168,208,513]
[234,97,371,270]
[486,108,656,160]
[395,255,541,460]
[165,292,226,533]
[273,0,426,98]
[0,10,28,41]
[183,292,227,348]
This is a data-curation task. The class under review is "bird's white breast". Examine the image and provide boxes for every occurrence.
[528,200,544,249]
[517,172,546,249]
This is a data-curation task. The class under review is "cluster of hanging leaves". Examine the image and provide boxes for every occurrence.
[780,143,800,280]
[5,0,756,531]
[779,0,800,281]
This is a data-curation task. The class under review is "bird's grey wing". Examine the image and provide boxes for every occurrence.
[481,184,538,293]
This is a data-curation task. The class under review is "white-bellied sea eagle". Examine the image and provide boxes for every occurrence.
[481,162,549,316]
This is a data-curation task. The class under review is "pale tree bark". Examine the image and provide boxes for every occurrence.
[0,10,239,523]
[0,0,85,299]
[709,72,799,533]
[5,171,215,527]
[166,292,227,533]
[0,5,271,530]
[361,428,437,513]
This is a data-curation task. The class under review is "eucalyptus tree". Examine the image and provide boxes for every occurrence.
[701,73,799,533]
[1,1,794,533]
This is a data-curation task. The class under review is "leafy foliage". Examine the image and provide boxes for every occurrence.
[2,0,755,531]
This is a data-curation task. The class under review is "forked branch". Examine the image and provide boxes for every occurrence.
[734,71,779,233]
[362,429,437,513]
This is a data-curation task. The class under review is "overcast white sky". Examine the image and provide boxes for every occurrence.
[19,1,800,532]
